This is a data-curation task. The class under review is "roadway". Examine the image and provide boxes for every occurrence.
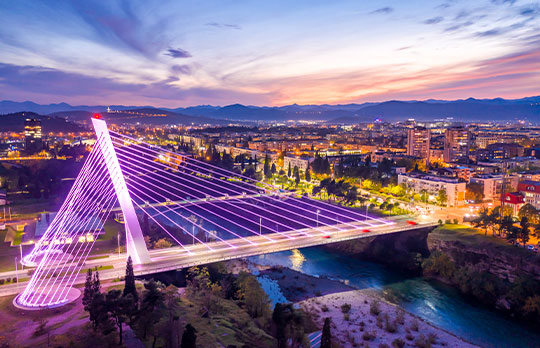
[0,217,437,298]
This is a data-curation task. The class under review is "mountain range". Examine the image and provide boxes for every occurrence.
[1,96,539,124]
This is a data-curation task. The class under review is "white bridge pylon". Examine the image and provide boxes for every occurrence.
[15,116,150,310]
[92,117,150,265]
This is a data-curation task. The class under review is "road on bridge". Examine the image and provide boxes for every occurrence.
[0,218,437,298]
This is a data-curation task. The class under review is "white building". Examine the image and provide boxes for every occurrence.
[284,156,314,172]
[469,174,520,202]
[398,172,466,207]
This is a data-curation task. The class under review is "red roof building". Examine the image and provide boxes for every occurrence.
[501,192,524,217]
[518,180,540,210]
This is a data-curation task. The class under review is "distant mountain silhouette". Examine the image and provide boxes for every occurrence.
[2,95,539,123]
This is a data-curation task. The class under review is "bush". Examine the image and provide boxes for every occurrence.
[321,304,329,312]
[392,338,405,348]
[370,301,381,315]
[344,313,350,321]
[341,303,352,314]
[379,344,390,348]
[453,219,458,224]
[406,333,414,341]
[410,320,419,332]
[415,334,432,348]
[0,279,4,285]
[362,331,376,341]
[395,310,405,325]
[384,314,397,333]
[445,219,451,224]
[438,219,443,225]
[376,314,383,328]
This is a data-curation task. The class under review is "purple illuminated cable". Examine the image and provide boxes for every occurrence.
[22,185,116,307]
[108,135,383,228]
[129,199,192,253]
[29,171,119,307]
[115,149,313,238]
[109,131,389,224]
[127,178,269,245]
[113,145,346,235]
[22,145,118,304]
[26,135,113,261]
[112,145,356,235]
[23,148,114,283]
[49,188,119,305]
[24,165,118,306]
[120,162,291,241]
[127,188,233,249]
[25,138,109,263]
[111,143,344,234]
[20,138,116,306]
[22,160,113,297]
[38,189,118,306]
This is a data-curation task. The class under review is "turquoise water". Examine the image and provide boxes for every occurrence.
[249,247,540,348]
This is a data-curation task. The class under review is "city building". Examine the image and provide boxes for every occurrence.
[444,127,470,163]
[407,127,430,160]
[501,192,525,217]
[24,118,43,154]
[397,172,466,207]
[284,155,313,172]
[469,174,520,202]
[518,180,540,210]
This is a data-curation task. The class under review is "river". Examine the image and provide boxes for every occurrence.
[249,247,540,348]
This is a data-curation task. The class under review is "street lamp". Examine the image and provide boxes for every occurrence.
[316,209,320,227]
[259,217,262,236]
[15,257,19,291]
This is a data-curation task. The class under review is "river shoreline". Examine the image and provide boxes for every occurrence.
[228,258,479,347]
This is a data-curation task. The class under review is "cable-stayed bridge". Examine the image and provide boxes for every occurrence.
[13,116,437,310]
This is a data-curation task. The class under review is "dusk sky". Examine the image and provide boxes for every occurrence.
[0,0,539,107]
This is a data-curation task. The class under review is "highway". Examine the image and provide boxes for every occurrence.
[0,218,438,298]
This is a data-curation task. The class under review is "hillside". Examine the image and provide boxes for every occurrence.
[0,112,86,132]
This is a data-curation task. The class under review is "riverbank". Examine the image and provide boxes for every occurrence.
[300,290,479,348]
[231,258,478,347]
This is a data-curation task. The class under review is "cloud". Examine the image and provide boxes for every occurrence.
[165,48,191,59]
[519,5,540,17]
[206,22,241,30]
[490,0,516,5]
[371,7,393,14]
[424,17,444,24]
[171,65,192,74]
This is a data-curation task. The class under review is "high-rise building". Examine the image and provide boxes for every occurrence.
[24,118,43,154]
[406,127,430,160]
[444,127,470,163]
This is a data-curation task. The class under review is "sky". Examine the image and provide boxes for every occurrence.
[0,0,539,107]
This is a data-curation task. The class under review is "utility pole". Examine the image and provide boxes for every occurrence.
[117,230,121,258]
[259,217,262,236]
[19,244,23,270]
[316,209,320,227]
[192,225,195,245]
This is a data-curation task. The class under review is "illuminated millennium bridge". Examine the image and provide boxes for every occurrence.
[13,116,437,310]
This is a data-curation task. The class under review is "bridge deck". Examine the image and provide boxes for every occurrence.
[0,219,437,297]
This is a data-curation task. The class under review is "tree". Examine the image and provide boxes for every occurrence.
[305,163,311,182]
[272,303,305,348]
[472,208,490,236]
[89,292,114,334]
[520,217,530,246]
[92,270,101,294]
[437,189,448,206]
[235,273,270,319]
[106,290,134,345]
[288,162,292,177]
[123,256,138,303]
[465,182,485,203]
[139,279,165,340]
[294,166,300,186]
[83,269,94,312]
[320,317,332,348]
[154,238,172,249]
[264,154,272,179]
[271,163,277,175]
[518,204,539,225]
[180,324,197,348]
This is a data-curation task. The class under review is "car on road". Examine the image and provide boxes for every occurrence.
[361,229,370,233]
[322,235,331,239]
[406,220,417,225]
[527,245,534,251]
